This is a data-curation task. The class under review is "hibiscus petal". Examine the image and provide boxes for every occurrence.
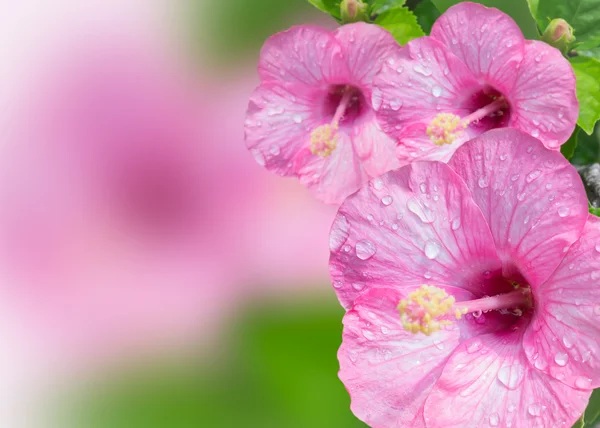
[373,37,478,140]
[294,131,366,204]
[258,25,349,86]
[245,81,322,175]
[425,332,590,427]
[334,23,398,98]
[509,41,579,149]
[338,287,465,427]
[448,129,588,286]
[523,216,600,389]
[430,2,525,95]
[351,118,399,178]
[329,161,501,309]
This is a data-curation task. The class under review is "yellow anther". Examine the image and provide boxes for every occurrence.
[426,113,464,146]
[397,285,456,336]
[310,124,338,157]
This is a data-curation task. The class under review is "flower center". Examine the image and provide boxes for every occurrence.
[310,85,364,157]
[398,284,532,336]
[427,91,509,146]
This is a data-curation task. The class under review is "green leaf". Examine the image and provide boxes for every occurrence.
[591,206,600,217]
[369,0,406,16]
[572,415,585,428]
[571,124,600,165]
[431,0,539,39]
[562,127,580,159]
[537,0,600,49]
[578,48,600,61]
[307,0,341,19]
[571,56,600,135]
[527,0,539,17]
[413,0,441,34]
[583,388,600,426]
[375,6,425,45]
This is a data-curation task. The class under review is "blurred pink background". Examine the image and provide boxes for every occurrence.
[0,1,339,426]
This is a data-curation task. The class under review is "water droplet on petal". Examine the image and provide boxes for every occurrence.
[562,335,574,349]
[451,218,461,230]
[575,376,592,389]
[478,176,489,188]
[362,329,375,340]
[497,365,525,390]
[489,413,499,426]
[407,198,434,223]
[390,98,402,110]
[554,351,569,366]
[432,86,442,97]
[269,145,281,156]
[526,170,541,183]
[531,129,540,138]
[528,404,541,417]
[373,178,384,190]
[466,339,482,354]
[511,174,520,182]
[356,240,377,260]
[372,88,383,111]
[293,114,303,124]
[382,196,393,206]
[424,241,440,259]
[517,192,526,201]
[558,206,570,217]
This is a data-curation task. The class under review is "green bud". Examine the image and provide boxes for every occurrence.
[340,0,368,23]
[542,19,575,54]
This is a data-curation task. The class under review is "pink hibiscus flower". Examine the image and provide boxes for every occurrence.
[373,2,578,162]
[330,128,598,427]
[245,23,400,204]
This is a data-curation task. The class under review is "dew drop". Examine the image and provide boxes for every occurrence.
[575,376,592,389]
[382,196,393,206]
[362,329,375,340]
[526,170,542,183]
[390,98,402,111]
[531,129,540,138]
[293,114,303,124]
[373,178,384,190]
[528,404,541,417]
[489,413,499,426]
[381,326,390,335]
[517,192,526,201]
[500,154,508,161]
[466,339,482,354]
[333,280,342,289]
[432,86,442,97]
[511,174,520,182]
[420,183,427,194]
[407,198,434,223]
[451,218,461,230]
[356,240,377,260]
[269,145,281,156]
[554,351,569,366]
[392,223,399,231]
[424,271,432,279]
[372,88,383,111]
[497,365,525,390]
[562,335,574,349]
[558,206,570,217]
[352,282,365,291]
[424,241,440,259]
[478,176,489,188]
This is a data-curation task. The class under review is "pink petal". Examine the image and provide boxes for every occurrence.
[258,25,349,86]
[425,332,590,427]
[508,41,579,149]
[373,37,478,136]
[523,216,600,389]
[338,287,465,427]
[334,23,398,97]
[329,161,501,309]
[351,119,399,178]
[245,81,321,175]
[448,129,588,286]
[430,2,525,95]
[294,131,367,204]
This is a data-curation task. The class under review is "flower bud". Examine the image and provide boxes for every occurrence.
[340,0,368,23]
[542,19,576,54]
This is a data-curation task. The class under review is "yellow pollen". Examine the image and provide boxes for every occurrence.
[398,285,460,336]
[310,124,338,157]
[426,113,464,146]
